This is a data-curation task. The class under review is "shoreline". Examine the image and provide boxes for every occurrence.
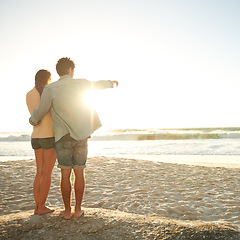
[1,154,240,169]
[0,156,239,233]
[106,154,240,169]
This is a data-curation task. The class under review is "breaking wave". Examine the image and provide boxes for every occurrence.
[91,128,240,141]
[1,128,240,141]
[0,134,31,142]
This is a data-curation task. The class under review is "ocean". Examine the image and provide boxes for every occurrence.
[1,128,240,166]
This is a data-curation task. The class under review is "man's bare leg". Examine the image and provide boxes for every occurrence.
[73,169,85,218]
[60,169,72,219]
[37,148,56,215]
[33,149,44,214]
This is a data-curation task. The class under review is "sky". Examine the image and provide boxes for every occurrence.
[0,0,239,132]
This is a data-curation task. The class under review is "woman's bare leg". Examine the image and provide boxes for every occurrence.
[33,148,44,214]
[37,148,56,214]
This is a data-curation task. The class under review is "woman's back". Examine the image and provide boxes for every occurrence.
[26,87,54,139]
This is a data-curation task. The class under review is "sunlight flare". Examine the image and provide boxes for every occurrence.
[83,89,98,108]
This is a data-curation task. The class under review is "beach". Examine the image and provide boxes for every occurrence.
[0,156,240,239]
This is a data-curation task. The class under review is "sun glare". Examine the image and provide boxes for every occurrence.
[84,90,98,108]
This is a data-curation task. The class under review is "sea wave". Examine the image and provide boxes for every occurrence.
[1,128,240,141]
[91,128,240,141]
[0,134,31,142]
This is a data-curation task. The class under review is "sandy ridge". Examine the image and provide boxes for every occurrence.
[0,207,240,240]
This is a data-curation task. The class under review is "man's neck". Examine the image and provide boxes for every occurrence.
[60,74,73,78]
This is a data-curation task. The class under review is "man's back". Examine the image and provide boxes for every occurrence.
[30,75,113,142]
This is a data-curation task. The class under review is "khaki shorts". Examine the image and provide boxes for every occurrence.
[31,137,55,150]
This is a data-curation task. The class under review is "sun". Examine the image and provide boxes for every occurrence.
[83,90,99,108]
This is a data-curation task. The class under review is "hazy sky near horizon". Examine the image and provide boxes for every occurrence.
[0,0,240,132]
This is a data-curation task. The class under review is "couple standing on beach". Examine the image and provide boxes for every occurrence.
[26,57,118,219]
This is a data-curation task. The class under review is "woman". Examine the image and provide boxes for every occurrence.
[26,69,56,215]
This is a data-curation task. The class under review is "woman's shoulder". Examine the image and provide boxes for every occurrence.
[26,87,39,97]
[26,87,40,103]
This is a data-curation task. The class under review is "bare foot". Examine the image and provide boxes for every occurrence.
[34,207,38,214]
[74,209,84,218]
[60,210,72,220]
[37,207,54,215]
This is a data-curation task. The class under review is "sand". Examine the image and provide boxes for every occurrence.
[0,156,240,239]
[1,207,240,240]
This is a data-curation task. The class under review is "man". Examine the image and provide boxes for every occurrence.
[29,57,118,219]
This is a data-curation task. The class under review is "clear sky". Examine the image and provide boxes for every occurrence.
[0,0,239,132]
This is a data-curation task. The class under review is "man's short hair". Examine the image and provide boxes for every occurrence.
[56,57,75,76]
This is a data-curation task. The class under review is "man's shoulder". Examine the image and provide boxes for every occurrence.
[73,78,91,86]
[65,77,90,86]
[44,77,90,90]
[75,78,88,82]
[45,80,61,89]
